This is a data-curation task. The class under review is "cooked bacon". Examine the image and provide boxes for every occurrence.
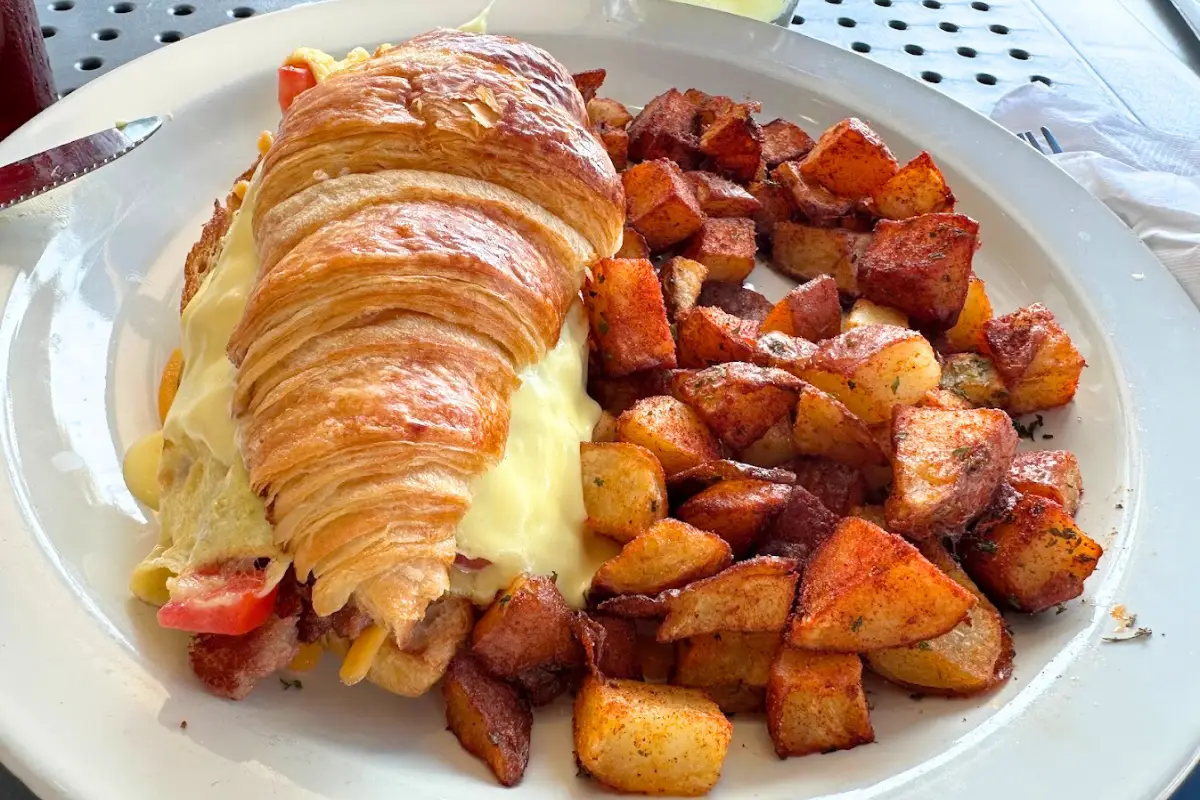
[189,614,300,700]
[274,570,331,644]
[331,603,372,640]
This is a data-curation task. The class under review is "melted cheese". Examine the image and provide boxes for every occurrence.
[458,1,495,34]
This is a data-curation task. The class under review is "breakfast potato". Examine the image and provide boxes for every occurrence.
[588,96,634,129]
[939,353,1011,409]
[857,213,980,330]
[982,303,1086,414]
[676,479,793,556]
[592,410,618,442]
[573,613,642,680]
[843,298,909,332]
[685,170,762,217]
[767,647,874,758]
[681,218,758,283]
[616,395,723,476]
[591,518,733,596]
[674,631,782,712]
[761,118,816,168]
[588,369,673,416]
[790,457,866,516]
[667,459,797,503]
[671,363,803,449]
[755,484,840,567]
[1008,450,1083,516]
[658,556,800,642]
[587,258,677,377]
[802,325,942,425]
[443,653,533,787]
[760,274,842,341]
[616,225,651,259]
[581,442,669,543]
[919,387,974,411]
[962,488,1102,612]
[800,117,899,200]
[885,406,1019,539]
[771,220,869,295]
[676,305,760,368]
[472,574,582,680]
[940,276,993,354]
[599,125,630,170]
[788,517,976,651]
[574,676,733,797]
[864,540,1013,696]
[572,68,606,103]
[623,158,706,251]
[659,256,709,321]
[773,160,855,225]
[753,331,819,378]
[627,88,701,168]
[792,382,888,467]
[747,178,793,237]
[683,88,741,127]
[737,417,797,468]
[871,151,955,220]
[697,282,774,322]
[850,504,888,528]
[699,105,764,182]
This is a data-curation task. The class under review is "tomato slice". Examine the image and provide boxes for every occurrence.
[277,65,317,113]
[157,566,279,636]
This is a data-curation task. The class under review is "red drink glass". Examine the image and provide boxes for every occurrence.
[0,0,57,140]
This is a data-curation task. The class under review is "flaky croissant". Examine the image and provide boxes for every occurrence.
[226,29,624,650]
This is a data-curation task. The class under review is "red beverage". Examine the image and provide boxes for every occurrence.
[0,0,57,140]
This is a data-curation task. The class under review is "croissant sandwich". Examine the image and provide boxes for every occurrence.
[123,28,623,700]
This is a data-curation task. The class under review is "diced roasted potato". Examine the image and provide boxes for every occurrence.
[788,517,976,651]
[961,487,1102,612]
[658,556,799,642]
[753,331,819,378]
[627,88,701,168]
[572,68,606,103]
[850,504,888,528]
[767,647,873,757]
[1008,450,1082,516]
[683,88,747,127]
[573,613,642,680]
[581,441,669,542]
[685,170,762,217]
[616,395,722,476]
[919,387,974,411]
[761,118,816,168]
[666,459,796,503]
[696,282,773,321]
[443,653,533,787]
[760,274,842,341]
[623,158,706,251]
[982,303,1086,414]
[591,518,733,596]
[871,151,955,220]
[616,225,651,259]
[843,297,909,332]
[593,410,618,442]
[472,574,582,679]
[699,105,764,183]
[681,217,758,283]
[790,457,866,516]
[671,363,802,449]
[588,96,634,129]
[676,305,760,368]
[737,417,797,468]
[773,160,855,225]
[599,124,629,170]
[587,258,677,377]
[792,382,888,467]
[800,118,899,200]
[755,484,839,568]
[939,353,1010,408]
[574,676,733,797]
[771,220,869,295]
[885,406,1019,539]
[940,276,992,354]
[676,479,793,556]
[674,631,782,712]
[857,213,980,330]
[802,325,942,425]
[589,368,673,416]
[659,256,708,321]
[747,178,793,238]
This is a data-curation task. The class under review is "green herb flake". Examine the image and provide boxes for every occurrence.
[952,445,973,458]
[649,499,659,513]
[1103,627,1153,643]
[598,319,609,336]
[850,616,864,632]
[847,380,857,390]
[593,477,605,487]
[280,678,303,691]
[1012,413,1045,441]
[975,539,998,555]
[917,641,932,651]
[498,594,512,606]
[1047,526,1077,541]
[891,376,901,394]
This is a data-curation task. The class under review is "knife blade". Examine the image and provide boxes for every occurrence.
[0,116,163,212]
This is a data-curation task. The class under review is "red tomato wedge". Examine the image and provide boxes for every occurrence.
[277,65,317,113]
[157,567,279,636]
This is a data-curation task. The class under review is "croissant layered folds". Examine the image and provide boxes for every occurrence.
[226,29,624,648]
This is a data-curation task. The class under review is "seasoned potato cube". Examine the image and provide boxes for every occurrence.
[788,517,975,651]
[573,613,642,680]
[627,88,701,168]
[587,258,677,377]
[574,676,733,797]
[591,518,733,596]
[699,106,764,183]
[940,276,992,354]
[674,631,782,712]
[685,170,762,217]
[771,220,869,295]
[676,305,760,368]
[443,653,532,787]
[616,395,722,476]
[760,274,842,341]
[982,303,1086,414]
[599,125,629,170]
[793,382,887,467]
[800,118,899,199]
[472,574,582,679]
[581,442,669,543]
[885,406,1019,539]
[774,160,855,225]
[843,298,909,332]
[623,159,706,251]
[658,556,799,642]
[755,484,840,567]
[1008,450,1083,516]
[572,68,605,102]
[676,479,793,556]
[767,647,873,757]
[697,282,773,321]
[667,459,796,504]
[857,213,980,330]
[659,256,708,321]
[753,331,819,378]
[588,96,634,129]
[681,218,758,283]
[791,457,866,516]
[616,225,651,259]
[737,417,797,468]
[761,118,816,168]
[802,325,942,425]
[588,369,673,416]
[747,178,793,237]
[939,353,1010,408]
[962,488,1102,612]
[850,504,888,529]
[920,387,974,411]
[671,363,802,449]
[871,151,955,220]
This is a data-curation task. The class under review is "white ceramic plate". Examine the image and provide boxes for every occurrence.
[0,1,1197,798]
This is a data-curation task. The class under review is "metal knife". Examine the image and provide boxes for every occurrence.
[0,116,163,212]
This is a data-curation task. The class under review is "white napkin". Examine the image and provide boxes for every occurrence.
[990,84,1200,304]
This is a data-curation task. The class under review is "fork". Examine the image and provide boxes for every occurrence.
[1017,126,1064,154]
